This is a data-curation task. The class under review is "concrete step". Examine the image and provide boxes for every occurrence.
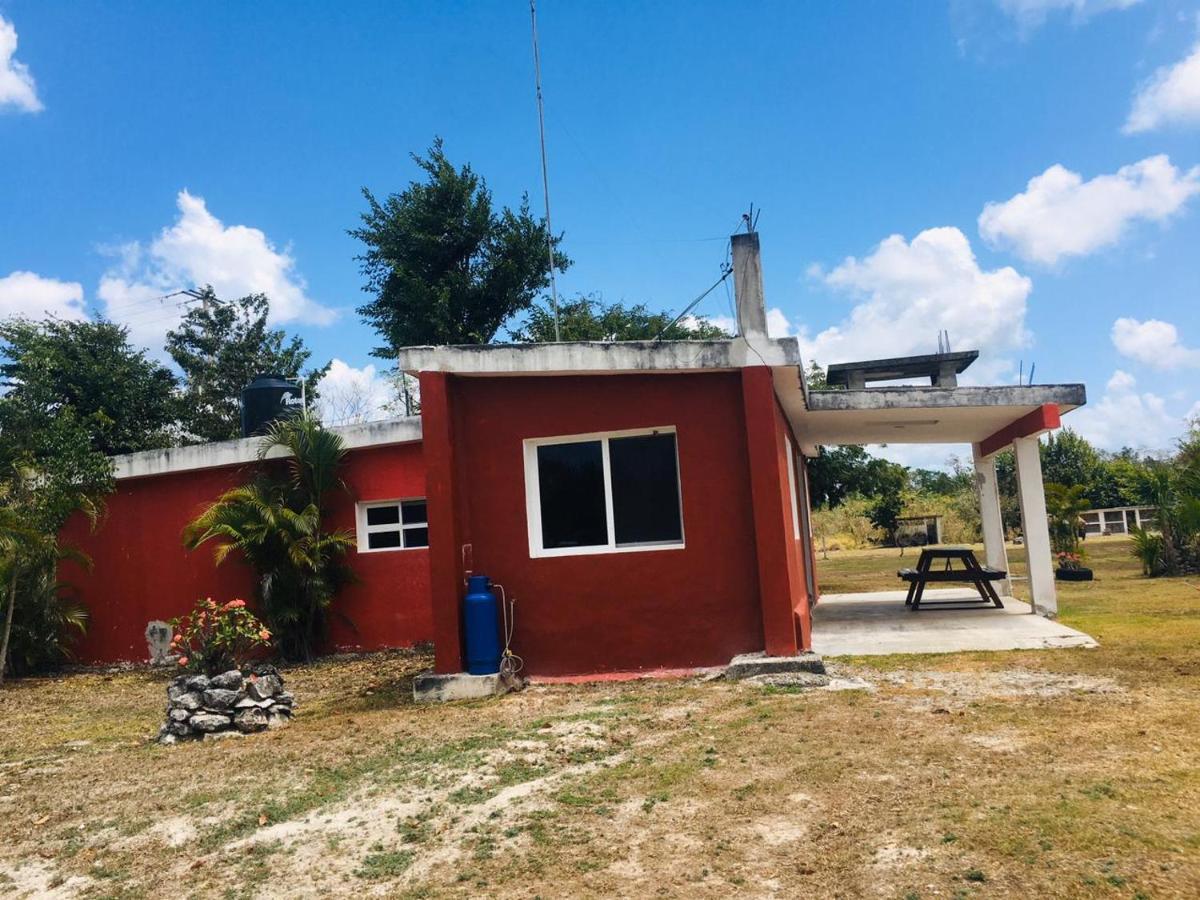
[724,651,827,680]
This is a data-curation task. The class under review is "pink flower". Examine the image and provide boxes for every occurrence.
[178,656,189,666]
[225,599,247,610]
[259,629,271,641]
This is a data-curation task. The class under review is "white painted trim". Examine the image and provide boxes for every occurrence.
[785,438,801,540]
[111,417,423,481]
[355,497,429,553]
[522,426,685,559]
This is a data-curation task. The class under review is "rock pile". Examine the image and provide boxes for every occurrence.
[158,665,294,744]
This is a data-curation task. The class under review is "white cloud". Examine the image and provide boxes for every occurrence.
[1069,369,1183,452]
[1125,39,1200,134]
[99,190,335,348]
[315,359,398,426]
[997,0,1141,29]
[1112,317,1200,369]
[798,227,1031,380]
[0,15,41,113]
[978,156,1200,265]
[0,271,86,320]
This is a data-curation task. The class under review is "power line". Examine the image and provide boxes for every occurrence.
[529,0,561,342]
[653,264,734,343]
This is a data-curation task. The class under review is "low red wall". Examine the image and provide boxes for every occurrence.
[444,372,765,676]
[61,442,433,664]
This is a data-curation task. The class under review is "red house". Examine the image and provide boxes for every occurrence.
[64,232,1085,682]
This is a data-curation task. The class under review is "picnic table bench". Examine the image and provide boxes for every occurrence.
[898,547,1006,610]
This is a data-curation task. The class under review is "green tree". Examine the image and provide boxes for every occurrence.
[0,317,179,456]
[183,414,356,661]
[0,410,111,682]
[166,289,329,443]
[804,360,829,390]
[511,294,730,342]
[808,445,906,509]
[352,139,571,354]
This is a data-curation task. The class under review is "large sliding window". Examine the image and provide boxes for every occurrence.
[524,427,684,557]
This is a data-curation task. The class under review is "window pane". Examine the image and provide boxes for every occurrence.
[403,526,429,548]
[401,500,427,524]
[366,505,400,526]
[536,441,608,549]
[367,530,402,549]
[609,433,682,545]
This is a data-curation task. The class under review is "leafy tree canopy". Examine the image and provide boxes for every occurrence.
[166,289,329,443]
[511,294,731,343]
[0,317,179,456]
[351,138,571,354]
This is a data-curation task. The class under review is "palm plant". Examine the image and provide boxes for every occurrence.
[1129,526,1165,577]
[1044,483,1090,556]
[0,488,93,683]
[184,415,355,661]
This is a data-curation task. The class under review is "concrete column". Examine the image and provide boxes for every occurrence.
[420,372,467,673]
[731,232,769,339]
[740,366,806,655]
[1013,436,1057,616]
[972,444,1011,597]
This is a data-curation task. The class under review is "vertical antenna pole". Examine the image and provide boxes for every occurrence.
[530,0,561,341]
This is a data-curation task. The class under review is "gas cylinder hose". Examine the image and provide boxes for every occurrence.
[492,583,524,679]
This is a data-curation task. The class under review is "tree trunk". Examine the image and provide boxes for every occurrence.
[0,571,17,686]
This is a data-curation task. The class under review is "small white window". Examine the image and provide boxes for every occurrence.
[357,499,428,552]
[523,426,684,558]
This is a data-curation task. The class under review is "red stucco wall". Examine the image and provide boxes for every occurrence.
[433,371,767,676]
[61,441,433,663]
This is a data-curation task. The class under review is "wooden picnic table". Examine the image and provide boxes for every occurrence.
[898,547,1006,611]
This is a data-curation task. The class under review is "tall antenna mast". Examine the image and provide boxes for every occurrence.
[530,0,561,341]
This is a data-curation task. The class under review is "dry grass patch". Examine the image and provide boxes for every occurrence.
[1,538,1199,897]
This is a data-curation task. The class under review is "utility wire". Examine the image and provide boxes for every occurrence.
[653,265,734,343]
[530,0,560,341]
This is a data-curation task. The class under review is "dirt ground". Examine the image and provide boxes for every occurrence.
[2,538,1199,899]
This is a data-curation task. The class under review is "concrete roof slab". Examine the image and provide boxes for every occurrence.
[397,336,803,376]
[111,417,423,481]
[787,384,1086,451]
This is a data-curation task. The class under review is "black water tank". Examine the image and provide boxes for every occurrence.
[241,374,304,437]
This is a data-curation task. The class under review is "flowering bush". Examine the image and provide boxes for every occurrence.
[170,598,272,676]
[1055,551,1085,571]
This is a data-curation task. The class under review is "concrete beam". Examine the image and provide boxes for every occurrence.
[397,337,803,376]
[110,417,423,481]
[972,445,1012,597]
[1014,436,1058,616]
[806,385,1085,413]
[978,403,1061,458]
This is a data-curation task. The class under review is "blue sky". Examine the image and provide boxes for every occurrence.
[1,0,1198,465]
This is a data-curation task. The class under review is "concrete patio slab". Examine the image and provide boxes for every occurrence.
[811,588,1097,657]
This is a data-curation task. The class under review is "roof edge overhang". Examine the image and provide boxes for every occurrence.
[784,383,1087,455]
[398,335,803,377]
[110,416,423,481]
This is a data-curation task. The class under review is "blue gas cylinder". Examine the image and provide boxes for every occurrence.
[463,575,501,675]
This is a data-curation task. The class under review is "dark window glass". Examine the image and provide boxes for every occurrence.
[537,441,608,549]
[366,505,400,526]
[401,500,427,525]
[403,527,429,548]
[367,530,402,550]
[609,433,682,546]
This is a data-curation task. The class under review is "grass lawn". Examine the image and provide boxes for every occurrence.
[2,537,1199,898]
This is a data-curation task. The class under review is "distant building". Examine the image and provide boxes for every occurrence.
[1081,506,1157,536]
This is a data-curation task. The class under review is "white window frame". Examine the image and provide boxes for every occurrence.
[786,438,801,540]
[523,426,685,559]
[356,498,428,553]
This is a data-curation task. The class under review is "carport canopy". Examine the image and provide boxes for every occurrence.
[773,362,1087,619]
